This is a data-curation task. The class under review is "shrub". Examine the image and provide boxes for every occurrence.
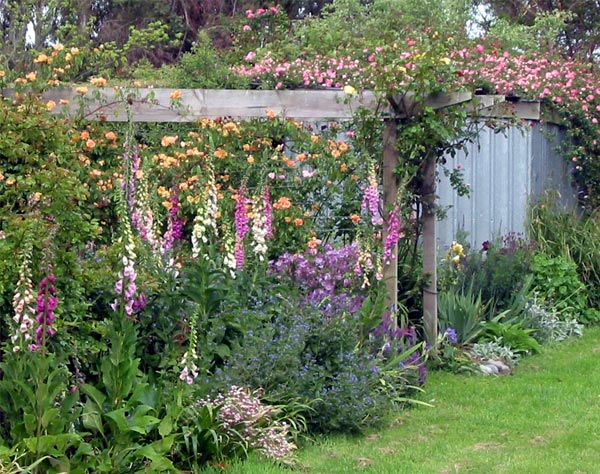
[175,31,251,89]
[528,198,600,315]
[210,301,386,434]
[453,233,537,317]
[530,253,591,323]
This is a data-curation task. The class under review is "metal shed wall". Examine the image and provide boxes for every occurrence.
[436,123,577,252]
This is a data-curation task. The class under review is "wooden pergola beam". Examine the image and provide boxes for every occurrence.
[2,87,540,121]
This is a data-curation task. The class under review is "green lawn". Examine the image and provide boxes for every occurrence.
[208,327,600,473]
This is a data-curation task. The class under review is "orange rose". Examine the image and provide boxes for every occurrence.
[214,147,228,159]
[273,196,292,210]
[307,237,321,249]
[90,77,107,86]
[161,135,178,147]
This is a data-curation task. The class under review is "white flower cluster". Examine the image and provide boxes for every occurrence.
[192,175,218,258]
[11,247,36,351]
[179,349,200,385]
[251,199,269,261]
[222,228,237,278]
[200,386,297,463]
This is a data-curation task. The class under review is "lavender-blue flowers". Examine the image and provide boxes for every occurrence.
[444,327,458,345]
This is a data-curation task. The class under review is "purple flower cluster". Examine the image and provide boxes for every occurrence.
[201,386,296,463]
[444,327,458,345]
[269,243,366,315]
[263,186,273,239]
[361,165,383,225]
[383,206,402,265]
[234,186,250,268]
[31,274,58,349]
[161,191,184,256]
[371,319,428,385]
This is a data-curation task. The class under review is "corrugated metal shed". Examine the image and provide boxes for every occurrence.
[437,122,577,252]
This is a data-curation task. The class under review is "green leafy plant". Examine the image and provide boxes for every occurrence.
[480,320,542,355]
[79,318,176,473]
[437,287,488,345]
[0,351,87,473]
[470,338,521,367]
[454,233,536,318]
[530,253,589,322]
[528,196,600,316]
[523,297,584,343]
[175,31,250,89]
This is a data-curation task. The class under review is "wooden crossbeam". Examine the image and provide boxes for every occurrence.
[2,87,540,121]
[33,88,381,121]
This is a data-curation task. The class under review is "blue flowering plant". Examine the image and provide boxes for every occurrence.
[367,318,430,407]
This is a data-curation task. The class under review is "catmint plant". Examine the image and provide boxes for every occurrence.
[270,243,366,316]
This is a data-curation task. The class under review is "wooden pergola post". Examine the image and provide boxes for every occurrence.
[421,152,438,346]
[382,117,399,330]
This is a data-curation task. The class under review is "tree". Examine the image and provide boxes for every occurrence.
[475,0,600,60]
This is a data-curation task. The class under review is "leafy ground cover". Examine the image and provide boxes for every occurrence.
[213,326,600,473]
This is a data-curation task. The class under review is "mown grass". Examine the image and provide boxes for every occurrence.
[206,326,600,473]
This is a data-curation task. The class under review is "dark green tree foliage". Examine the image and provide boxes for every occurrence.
[476,0,600,60]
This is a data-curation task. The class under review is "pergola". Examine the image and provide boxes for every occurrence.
[38,86,540,343]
